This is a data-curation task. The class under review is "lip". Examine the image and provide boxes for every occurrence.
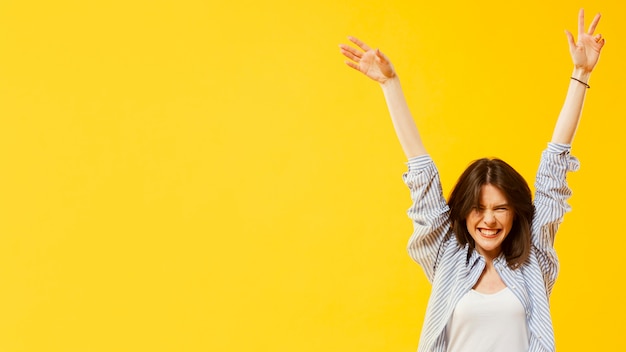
[478,228,501,238]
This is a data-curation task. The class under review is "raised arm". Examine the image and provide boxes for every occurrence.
[339,37,427,159]
[551,9,606,145]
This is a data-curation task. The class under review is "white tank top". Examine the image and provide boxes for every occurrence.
[445,287,529,352]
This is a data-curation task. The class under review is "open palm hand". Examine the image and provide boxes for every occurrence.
[339,36,396,84]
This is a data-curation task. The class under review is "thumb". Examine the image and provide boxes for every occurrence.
[564,30,576,52]
[375,49,386,63]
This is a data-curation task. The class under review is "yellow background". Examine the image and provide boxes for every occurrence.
[0,0,624,351]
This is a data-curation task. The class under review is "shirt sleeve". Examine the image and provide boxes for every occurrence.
[532,142,579,291]
[403,155,452,282]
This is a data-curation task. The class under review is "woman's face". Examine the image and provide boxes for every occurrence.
[465,184,515,260]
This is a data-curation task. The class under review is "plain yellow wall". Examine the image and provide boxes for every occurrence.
[0,0,624,351]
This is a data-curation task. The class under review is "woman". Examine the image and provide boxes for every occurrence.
[339,9,605,352]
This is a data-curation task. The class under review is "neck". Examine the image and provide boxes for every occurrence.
[478,249,501,265]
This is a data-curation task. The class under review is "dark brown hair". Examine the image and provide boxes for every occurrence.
[448,158,533,268]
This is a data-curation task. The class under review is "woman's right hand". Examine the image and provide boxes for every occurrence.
[339,36,396,84]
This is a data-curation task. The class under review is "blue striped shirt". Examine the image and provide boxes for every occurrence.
[403,143,579,352]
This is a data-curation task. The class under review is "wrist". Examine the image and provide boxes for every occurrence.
[380,75,400,88]
[571,68,591,82]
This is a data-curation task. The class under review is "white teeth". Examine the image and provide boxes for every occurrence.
[480,229,498,236]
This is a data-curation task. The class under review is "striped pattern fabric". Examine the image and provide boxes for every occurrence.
[403,143,578,352]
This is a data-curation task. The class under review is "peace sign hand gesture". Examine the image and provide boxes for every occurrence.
[339,36,396,84]
[566,9,606,73]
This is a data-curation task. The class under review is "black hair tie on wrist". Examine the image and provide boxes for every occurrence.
[571,77,590,88]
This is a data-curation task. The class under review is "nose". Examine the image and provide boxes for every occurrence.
[483,210,498,225]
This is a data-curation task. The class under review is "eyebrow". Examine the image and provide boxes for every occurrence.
[477,203,510,208]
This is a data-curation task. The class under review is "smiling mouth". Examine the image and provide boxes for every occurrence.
[478,228,501,237]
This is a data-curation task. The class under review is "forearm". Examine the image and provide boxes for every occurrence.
[380,77,427,159]
[551,68,592,144]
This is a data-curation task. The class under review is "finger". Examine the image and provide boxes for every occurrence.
[344,60,361,72]
[587,13,601,34]
[339,45,362,61]
[340,50,360,63]
[578,8,584,38]
[593,33,603,43]
[348,36,372,51]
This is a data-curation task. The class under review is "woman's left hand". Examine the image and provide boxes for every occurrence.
[566,9,606,73]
